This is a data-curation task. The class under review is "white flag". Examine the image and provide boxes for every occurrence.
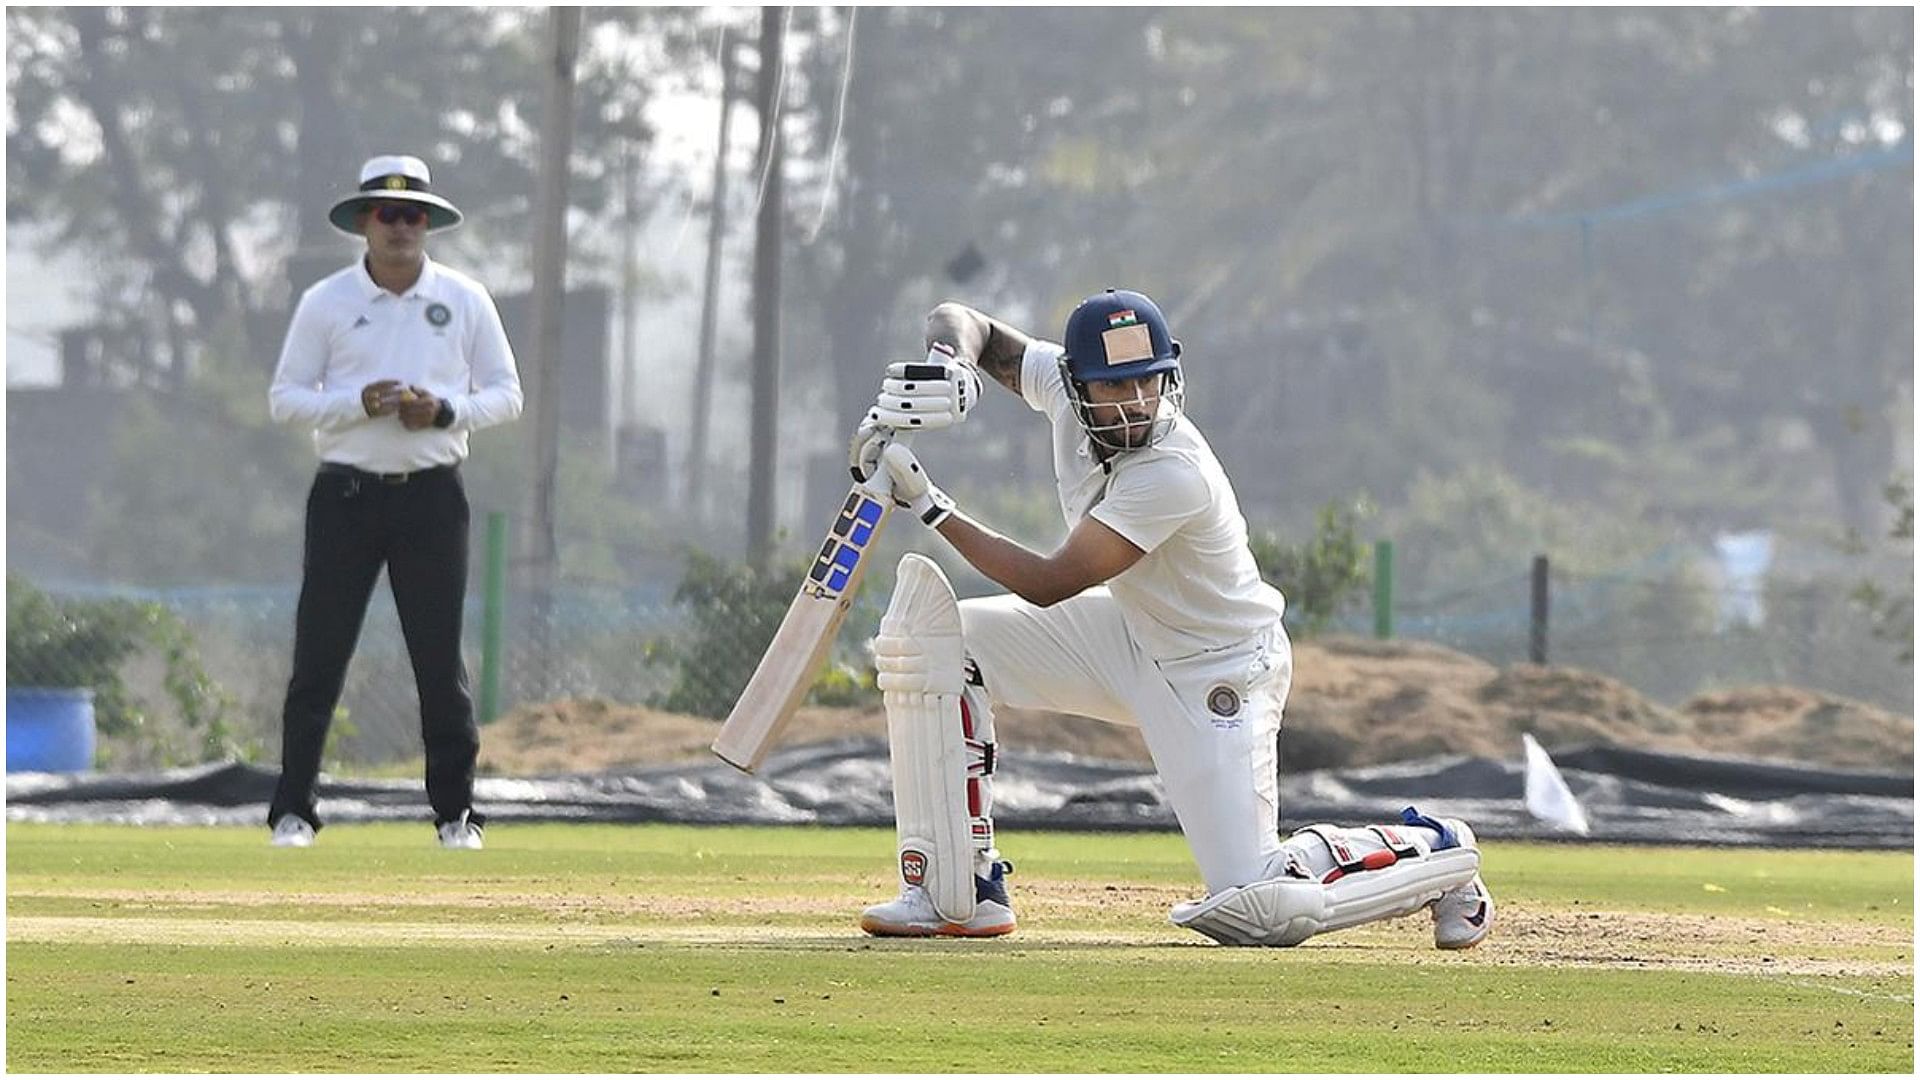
[1522,732,1591,835]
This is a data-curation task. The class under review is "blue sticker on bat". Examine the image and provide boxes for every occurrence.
[807,492,887,600]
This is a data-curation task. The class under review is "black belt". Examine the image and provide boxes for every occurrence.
[318,462,456,485]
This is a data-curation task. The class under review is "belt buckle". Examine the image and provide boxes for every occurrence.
[379,471,408,485]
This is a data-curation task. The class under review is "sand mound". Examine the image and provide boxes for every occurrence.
[478,635,1912,775]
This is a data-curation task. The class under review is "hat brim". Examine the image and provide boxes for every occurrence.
[328,191,463,237]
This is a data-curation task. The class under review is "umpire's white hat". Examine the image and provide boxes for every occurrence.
[327,154,464,237]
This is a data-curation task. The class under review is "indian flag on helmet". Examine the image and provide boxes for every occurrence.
[1107,310,1139,328]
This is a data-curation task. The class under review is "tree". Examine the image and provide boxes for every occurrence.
[775,9,1164,512]
[7,7,712,587]
[6,7,681,385]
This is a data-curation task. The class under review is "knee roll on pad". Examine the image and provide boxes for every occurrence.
[875,555,997,923]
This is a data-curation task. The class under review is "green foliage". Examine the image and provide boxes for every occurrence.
[5,575,240,765]
[808,659,878,708]
[650,550,800,719]
[651,548,885,719]
[1249,499,1374,636]
[7,575,149,734]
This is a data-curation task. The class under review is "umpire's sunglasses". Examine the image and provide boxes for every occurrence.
[373,204,428,226]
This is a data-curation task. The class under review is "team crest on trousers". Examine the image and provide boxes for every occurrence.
[1206,684,1242,728]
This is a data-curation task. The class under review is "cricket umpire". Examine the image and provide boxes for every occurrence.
[266,154,523,850]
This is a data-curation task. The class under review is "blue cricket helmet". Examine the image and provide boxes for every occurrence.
[1058,288,1186,452]
[1060,288,1182,383]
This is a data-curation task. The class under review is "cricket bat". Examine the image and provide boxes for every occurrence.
[711,461,900,773]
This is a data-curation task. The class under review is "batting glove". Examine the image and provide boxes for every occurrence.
[880,442,954,527]
[848,412,892,483]
[868,343,982,432]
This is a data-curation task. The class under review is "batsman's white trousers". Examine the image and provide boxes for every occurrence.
[959,587,1292,894]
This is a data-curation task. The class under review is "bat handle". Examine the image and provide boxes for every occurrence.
[859,429,914,500]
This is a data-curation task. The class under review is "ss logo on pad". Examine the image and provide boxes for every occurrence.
[900,849,929,885]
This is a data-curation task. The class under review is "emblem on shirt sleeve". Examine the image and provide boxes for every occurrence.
[425,302,452,327]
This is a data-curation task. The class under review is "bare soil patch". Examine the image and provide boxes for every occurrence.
[11,886,1909,981]
[480,636,1911,775]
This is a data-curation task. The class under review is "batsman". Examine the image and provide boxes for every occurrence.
[847,289,1495,948]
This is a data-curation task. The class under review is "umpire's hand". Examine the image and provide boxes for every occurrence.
[398,386,442,430]
[362,379,404,417]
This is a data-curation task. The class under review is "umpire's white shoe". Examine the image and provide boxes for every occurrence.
[1429,817,1493,950]
[435,811,484,851]
[860,862,1016,938]
[269,815,315,848]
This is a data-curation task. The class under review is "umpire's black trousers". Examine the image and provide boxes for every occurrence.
[269,463,479,830]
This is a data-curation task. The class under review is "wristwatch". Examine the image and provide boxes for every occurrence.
[432,399,455,429]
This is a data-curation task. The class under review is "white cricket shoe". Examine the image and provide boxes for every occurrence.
[860,862,1016,938]
[435,810,484,851]
[1430,817,1493,950]
[269,815,315,848]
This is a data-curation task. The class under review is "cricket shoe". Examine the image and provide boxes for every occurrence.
[435,810,484,851]
[269,815,316,848]
[1427,817,1493,950]
[860,861,1016,938]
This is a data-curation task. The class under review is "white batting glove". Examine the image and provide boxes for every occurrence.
[880,442,954,527]
[868,344,983,432]
[848,411,893,483]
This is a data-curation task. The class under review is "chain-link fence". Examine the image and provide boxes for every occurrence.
[7,550,1911,770]
[1356,564,1913,712]
[5,570,888,770]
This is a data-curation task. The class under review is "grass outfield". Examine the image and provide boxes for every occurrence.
[5,821,1911,1072]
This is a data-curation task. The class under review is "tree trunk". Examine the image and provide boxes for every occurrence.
[69,8,222,381]
[689,32,738,524]
[521,6,581,701]
[746,6,787,570]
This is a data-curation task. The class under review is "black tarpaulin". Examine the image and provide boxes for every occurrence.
[6,739,1910,848]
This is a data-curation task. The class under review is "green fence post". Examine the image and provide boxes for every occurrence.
[479,511,508,725]
[1373,539,1394,639]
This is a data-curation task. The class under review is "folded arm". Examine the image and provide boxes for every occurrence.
[934,511,1144,608]
[925,301,1032,396]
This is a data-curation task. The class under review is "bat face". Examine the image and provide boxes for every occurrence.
[711,480,897,773]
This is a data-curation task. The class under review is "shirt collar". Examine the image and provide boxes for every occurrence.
[356,253,438,300]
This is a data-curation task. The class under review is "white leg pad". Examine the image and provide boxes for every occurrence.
[874,554,974,923]
[1170,847,1479,947]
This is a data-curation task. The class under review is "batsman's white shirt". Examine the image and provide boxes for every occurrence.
[957,339,1295,894]
[269,256,523,472]
[1020,339,1285,660]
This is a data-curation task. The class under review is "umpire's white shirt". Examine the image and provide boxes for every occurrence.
[269,255,523,472]
[1020,339,1286,661]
